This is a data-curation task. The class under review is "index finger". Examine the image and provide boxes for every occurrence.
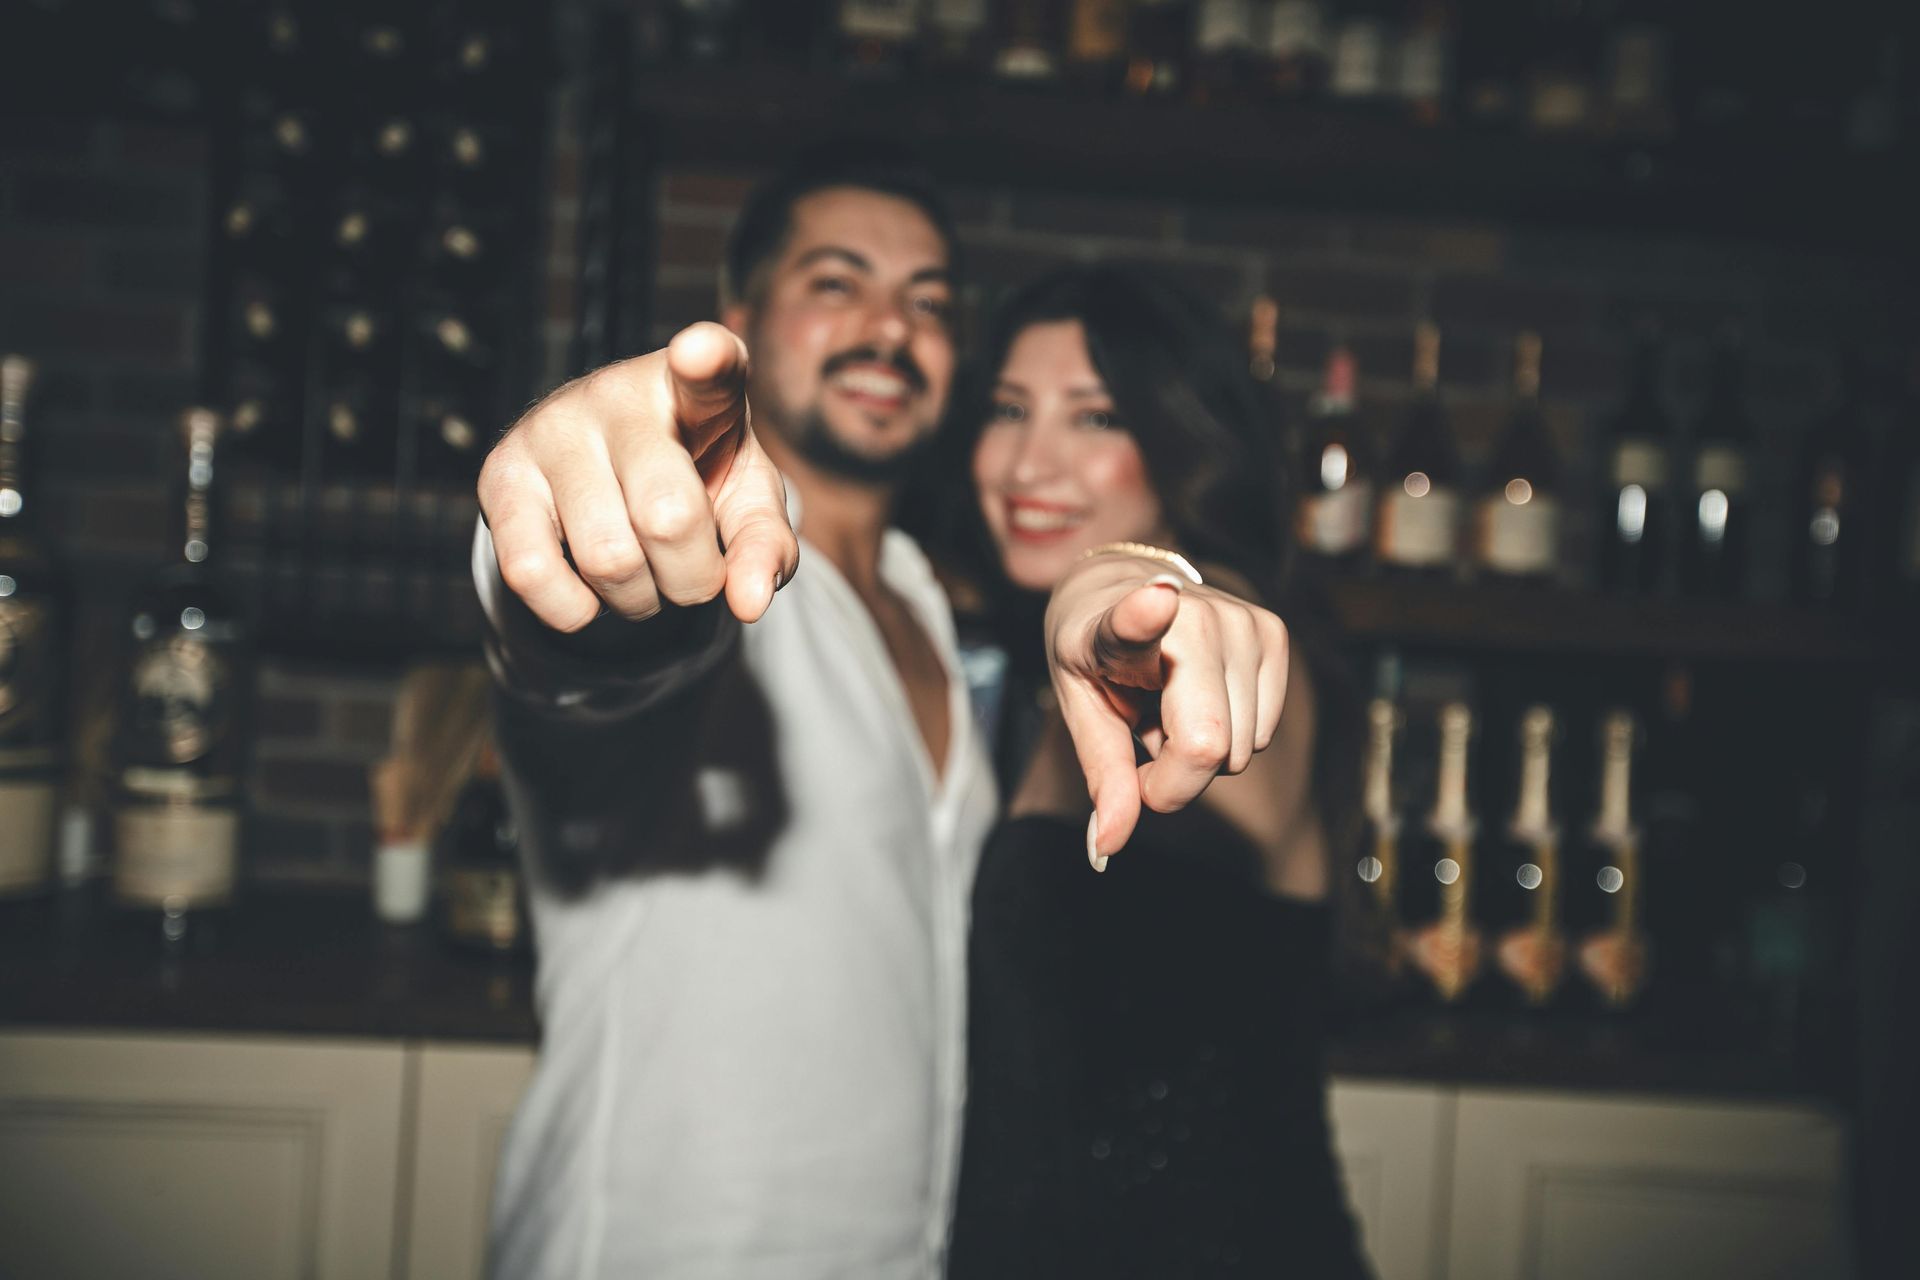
[666,323,749,457]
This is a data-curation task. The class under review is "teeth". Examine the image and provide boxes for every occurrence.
[1009,507,1081,533]
[832,368,909,398]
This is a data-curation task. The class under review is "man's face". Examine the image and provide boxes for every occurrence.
[724,187,955,485]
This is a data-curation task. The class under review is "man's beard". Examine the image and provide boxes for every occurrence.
[788,406,935,486]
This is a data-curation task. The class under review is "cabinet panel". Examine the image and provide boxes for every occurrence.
[1447,1088,1850,1280]
[404,1043,536,1280]
[1328,1078,1453,1280]
[0,1030,405,1280]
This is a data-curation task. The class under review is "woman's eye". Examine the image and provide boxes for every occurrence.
[1076,409,1117,431]
[990,401,1026,423]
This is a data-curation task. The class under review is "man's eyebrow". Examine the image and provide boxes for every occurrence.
[909,266,952,286]
[792,246,872,273]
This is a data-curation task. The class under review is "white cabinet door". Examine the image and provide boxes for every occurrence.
[1447,1088,1851,1280]
[403,1043,535,1280]
[0,1030,406,1280]
[1328,1079,1454,1280]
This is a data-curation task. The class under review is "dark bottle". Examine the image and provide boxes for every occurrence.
[1792,351,1876,610]
[0,356,64,898]
[110,409,252,939]
[1296,342,1376,566]
[439,753,528,954]
[1473,332,1562,581]
[1375,322,1462,576]
[1598,326,1676,595]
[1486,706,1568,1007]
[1682,333,1756,599]
[1574,709,1648,1010]
[1401,701,1483,1003]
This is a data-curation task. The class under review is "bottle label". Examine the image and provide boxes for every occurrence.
[1266,2,1327,57]
[1195,0,1256,52]
[1694,445,1749,495]
[1611,439,1670,489]
[0,778,55,894]
[446,867,522,949]
[1330,20,1387,97]
[840,0,917,40]
[0,596,57,742]
[1299,480,1374,555]
[1477,493,1561,574]
[113,801,237,905]
[127,634,232,766]
[1377,486,1460,566]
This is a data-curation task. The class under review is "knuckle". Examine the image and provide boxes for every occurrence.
[657,562,727,606]
[634,490,709,545]
[571,538,648,585]
[1182,721,1232,769]
[496,549,555,598]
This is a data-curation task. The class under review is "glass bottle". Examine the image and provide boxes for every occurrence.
[1682,332,1756,599]
[1296,341,1375,566]
[1473,331,1561,581]
[1598,325,1676,595]
[1487,705,1567,1007]
[1374,321,1461,576]
[1401,701,1482,1003]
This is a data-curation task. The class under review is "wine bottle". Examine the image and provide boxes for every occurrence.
[1262,0,1330,100]
[1792,350,1875,610]
[0,356,63,898]
[439,750,528,953]
[1402,701,1482,1002]
[1296,341,1375,565]
[1576,709,1648,1009]
[1598,325,1675,595]
[1682,332,1755,599]
[1473,331,1561,580]
[111,409,252,938]
[1488,705,1567,1006]
[1375,322,1462,575]
[1328,1,1392,103]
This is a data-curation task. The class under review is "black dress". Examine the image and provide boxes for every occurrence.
[949,805,1372,1280]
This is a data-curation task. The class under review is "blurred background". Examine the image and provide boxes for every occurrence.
[1,1,1916,1278]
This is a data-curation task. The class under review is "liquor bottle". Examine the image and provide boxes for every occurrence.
[438,748,528,953]
[839,0,920,75]
[1192,0,1259,103]
[1576,709,1648,1009]
[1402,701,1481,1002]
[1487,706,1567,1006]
[0,356,63,898]
[1358,696,1403,929]
[1261,0,1328,99]
[1598,325,1675,595]
[1124,0,1191,96]
[925,0,992,72]
[1374,322,1461,575]
[1473,331,1561,581]
[1396,0,1454,125]
[111,409,252,939]
[1296,342,1375,566]
[993,0,1064,82]
[1792,350,1875,610]
[1064,0,1129,90]
[1682,332,1755,599]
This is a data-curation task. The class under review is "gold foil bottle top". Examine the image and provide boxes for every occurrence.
[1594,708,1638,839]
[1431,701,1474,833]
[1,354,35,416]
[178,406,224,451]
[1518,703,1555,749]
[1363,698,1399,823]
[1514,330,1543,399]
[1511,704,1556,837]
[1412,321,1442,391]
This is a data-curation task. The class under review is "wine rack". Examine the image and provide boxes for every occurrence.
[199,1,553,660]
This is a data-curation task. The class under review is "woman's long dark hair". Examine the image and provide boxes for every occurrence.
[915,266,1367,928]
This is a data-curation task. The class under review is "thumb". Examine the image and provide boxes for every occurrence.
[1057,678,1145,871]
[1090,578,1182,690]
[665,322,749,456]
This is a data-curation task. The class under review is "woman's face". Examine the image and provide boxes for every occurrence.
[972,320,1168,593]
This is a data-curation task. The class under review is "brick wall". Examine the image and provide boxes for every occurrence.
[4,90,1910,890]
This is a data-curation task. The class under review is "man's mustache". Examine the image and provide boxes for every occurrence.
[820,347,927,393]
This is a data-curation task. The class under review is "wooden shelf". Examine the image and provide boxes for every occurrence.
[632,63,1909,248]
[1326,578,1885,662]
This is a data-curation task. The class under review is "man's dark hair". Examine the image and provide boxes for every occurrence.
[721,140,961,306]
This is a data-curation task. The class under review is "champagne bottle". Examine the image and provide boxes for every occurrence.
[1402,701,1482,1002]
[1577,709,1649,1009]
[1296,341,1375,565]
[1683,332,1755,599]
[1359,696,1403,926]
[1598,325,1675,595]
[1792,350,1875,610]
[1375,322,1462,575]
[1473,331,1561,580]
[111,410,252,938]
[0,356,63,898]
[1488,706,1567,1006]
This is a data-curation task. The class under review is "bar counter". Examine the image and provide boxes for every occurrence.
[0,886,1819,1101]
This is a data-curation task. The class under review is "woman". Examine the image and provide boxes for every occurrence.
[944,266,1372,1278]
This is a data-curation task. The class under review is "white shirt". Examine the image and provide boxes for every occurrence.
[476,522,998,1280]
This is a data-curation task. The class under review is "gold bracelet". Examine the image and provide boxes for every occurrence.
[1076,541,1204,587]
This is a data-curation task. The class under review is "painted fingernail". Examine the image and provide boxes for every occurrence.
[1086,812,1108,873]
[1145,573,1186,593]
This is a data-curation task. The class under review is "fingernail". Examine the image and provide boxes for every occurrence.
[1145,573,1186,593]
[1086,812,1108,873]
[772,569,785,594]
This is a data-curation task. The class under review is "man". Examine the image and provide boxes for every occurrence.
[475,148,1289,1278]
